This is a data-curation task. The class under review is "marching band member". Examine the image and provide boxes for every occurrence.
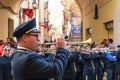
[11,18,71,80]
[81,45,95,80]
[114,45,120,80]
[92,42,104,80]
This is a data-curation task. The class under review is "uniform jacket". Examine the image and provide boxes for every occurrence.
[102,52,116,71]
[115,50,120,73]
[93,52,104,75]
[81,52,95,76]
[11,48,70,80]
[63,52,79,80]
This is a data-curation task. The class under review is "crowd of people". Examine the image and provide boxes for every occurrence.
[0,38,16,80]
[74,39,118,80]
[52,37,120,80]
[0,18,120,80]
[0,37,17,56]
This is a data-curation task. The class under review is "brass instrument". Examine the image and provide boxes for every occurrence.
[38,38,92,46]
[38,43,55,46]
[38,38,92,53]
[67,38,92,45]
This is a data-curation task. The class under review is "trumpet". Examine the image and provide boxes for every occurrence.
[67,38,92,45]
[38,38,92,46]
[38,38,92,53]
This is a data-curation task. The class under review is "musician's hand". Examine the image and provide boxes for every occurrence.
[56,36,66,49]
[74,46,81,53]
[48,45,56,51]
[36,45,44,55]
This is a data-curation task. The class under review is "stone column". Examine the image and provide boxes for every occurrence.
[39,0,44,43]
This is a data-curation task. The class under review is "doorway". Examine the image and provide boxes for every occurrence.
[8,18,14,38]
[104,20,113,39]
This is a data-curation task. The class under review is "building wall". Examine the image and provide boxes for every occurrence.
[114,0,120,46]
[82,0,119,45]
[0,9,19,41]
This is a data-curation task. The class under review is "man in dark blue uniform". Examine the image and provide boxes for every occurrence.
[63,51,79,80]
[11,18,70,80]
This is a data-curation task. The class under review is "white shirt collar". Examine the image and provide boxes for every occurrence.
[17,46,33,52]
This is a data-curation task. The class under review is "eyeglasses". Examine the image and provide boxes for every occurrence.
[26,34,39,39]
[5,49,10,51]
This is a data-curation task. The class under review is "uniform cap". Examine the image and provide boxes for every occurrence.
[13,18,40,38]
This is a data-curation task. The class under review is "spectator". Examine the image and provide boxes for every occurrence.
[2,45,11,57]
[108,38,114,48]
[0,40,4,56]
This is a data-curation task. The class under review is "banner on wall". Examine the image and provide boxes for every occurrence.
[72,16,82,34]
[72,26,81,34]
[72,16,81,26]
[23,9,34,18]
[71,16,82,41]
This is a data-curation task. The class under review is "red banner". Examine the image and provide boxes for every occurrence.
[41,24,51,31]
[47,26,51,31]
[41,24,47,29]
[23,8,34,18]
